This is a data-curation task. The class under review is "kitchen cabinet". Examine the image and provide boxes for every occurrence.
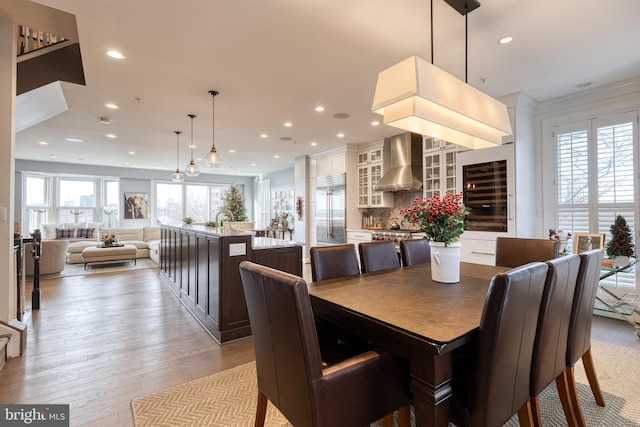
[346,230,373,245]
[453,93,536,265]
[423,137,458,199]
[356,146,393,208]
[316,151,345,177]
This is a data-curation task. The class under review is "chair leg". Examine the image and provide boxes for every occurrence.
[517,400,535,427]
[255,390,268,427]
[565,366,587,427]
[529,395,543,427]
[556,370,579,427]
[582,347,606,407]
[397,406,411,427]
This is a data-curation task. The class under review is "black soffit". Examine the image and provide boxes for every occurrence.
[443,0,480,15]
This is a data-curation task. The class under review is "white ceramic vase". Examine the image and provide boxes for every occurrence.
[613,256,630,268]
[429,241,461,283]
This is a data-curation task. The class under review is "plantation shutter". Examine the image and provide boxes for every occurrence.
[554,112,639,291]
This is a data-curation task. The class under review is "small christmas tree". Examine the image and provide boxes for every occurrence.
[606,215,635,258]
[220,184,248,222]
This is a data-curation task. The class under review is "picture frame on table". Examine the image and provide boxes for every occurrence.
[572,232,606,254]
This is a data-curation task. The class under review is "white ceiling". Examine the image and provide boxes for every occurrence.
[15,0,640,177]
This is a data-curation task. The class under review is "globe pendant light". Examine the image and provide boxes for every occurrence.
[184,114,200,176]
[204,90,222,167]
[171,131,185,183]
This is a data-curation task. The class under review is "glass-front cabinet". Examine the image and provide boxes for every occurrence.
[357,146,393,208]
[423,138,457,198]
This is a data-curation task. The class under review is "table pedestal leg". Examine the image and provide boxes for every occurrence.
[410,349,453,427]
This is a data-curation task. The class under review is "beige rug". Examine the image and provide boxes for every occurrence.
[35,258,159,279]
[131,340,640,426]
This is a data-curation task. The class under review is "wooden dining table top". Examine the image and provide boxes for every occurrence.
[307,262,508,354]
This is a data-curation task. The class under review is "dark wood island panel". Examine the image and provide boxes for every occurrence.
[160,225,302,343]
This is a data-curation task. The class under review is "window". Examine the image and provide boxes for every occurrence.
[156,183,183,224]
[58,179,95,224]
[554,111,638,290]
[23,173,119,233]
[154,181,243,223]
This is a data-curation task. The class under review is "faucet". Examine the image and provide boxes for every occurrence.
[215,209,235,228]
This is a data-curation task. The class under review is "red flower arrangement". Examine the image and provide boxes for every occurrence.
[400,192,470,246]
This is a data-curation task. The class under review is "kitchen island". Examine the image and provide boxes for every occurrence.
[159,224,302,343]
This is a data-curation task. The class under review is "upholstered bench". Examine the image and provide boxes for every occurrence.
[81,244,138,270]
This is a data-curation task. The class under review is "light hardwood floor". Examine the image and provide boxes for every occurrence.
[1,265,639,426]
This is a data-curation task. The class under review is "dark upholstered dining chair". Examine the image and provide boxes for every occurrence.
[495,237,560,268]
[310,244,360,282]
[450,262,549,427]
[239,261,411,427]
[562,249,605,427]
[358,240,401,273]
[399,239,431,267]
[529,254,581,426]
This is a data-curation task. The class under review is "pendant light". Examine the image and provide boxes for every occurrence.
[371,0,511,149]
[184,114,200,176]
[204,90,222,167]
[171,131,185,183]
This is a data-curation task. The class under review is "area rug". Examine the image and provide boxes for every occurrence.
[36,258,159,279]
[131,340,640,427]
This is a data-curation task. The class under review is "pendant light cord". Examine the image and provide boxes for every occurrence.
[430,0,434,64]
[175,131,181,169]
[465,12,468,83]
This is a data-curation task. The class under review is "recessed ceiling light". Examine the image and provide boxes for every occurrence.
[371,121,380,126]
[127,151,135,155]
[260,134,268,138]
[337,133,345,138]
[284,122,292,127]
[229,150,236,153]
[310,142,317,146]
[123,162,130,165]
[99,117,112,124]
[65,138,83,142]
[251,163,256,167]
[333,113,350,119]
[274,155,280,158]
[37,141,48,145]
[498,35,513,44]
[315,106,325,112]
[576,82,592,88]
[106,50,125,59]
[105,103,119,109]
[50,154,58,159]
[106,134,116,138]
[280,137,292,141]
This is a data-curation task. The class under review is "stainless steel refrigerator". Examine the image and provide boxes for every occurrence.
[316,173,346,246]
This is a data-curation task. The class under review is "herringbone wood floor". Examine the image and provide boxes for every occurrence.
[1,265,638,426]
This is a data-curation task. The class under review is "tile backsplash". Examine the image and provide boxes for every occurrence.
[366,190,422,230]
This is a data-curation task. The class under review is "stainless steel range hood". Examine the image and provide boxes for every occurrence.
[373,132,423,192]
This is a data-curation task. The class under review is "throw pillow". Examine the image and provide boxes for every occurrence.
[55,228,74,239]
[76,228,95,239]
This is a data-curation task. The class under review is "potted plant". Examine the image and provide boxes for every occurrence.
[400,192,470,283]
[606,215,635,268]
[182,217,194,227]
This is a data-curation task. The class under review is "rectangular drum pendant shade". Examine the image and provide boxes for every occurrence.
[372,56,512,149]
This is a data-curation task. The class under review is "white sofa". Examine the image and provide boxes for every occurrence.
[66,227,161,264]
[40,224,161,265]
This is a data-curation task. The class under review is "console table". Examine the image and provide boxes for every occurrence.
[596,258,640,337]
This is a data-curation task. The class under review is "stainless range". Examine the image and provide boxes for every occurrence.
[371,229,425,252]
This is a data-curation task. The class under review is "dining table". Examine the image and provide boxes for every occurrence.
[307,262,507,427]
